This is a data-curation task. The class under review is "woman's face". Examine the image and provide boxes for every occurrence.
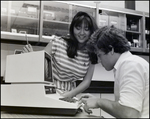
[73,21,91,43]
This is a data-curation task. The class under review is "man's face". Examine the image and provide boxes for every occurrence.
[97,50,114,71]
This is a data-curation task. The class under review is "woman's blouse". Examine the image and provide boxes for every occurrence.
[51,36,90,91]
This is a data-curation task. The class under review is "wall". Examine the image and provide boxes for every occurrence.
[65,1,149,13]
[136,1,149,13]
[92,63,114,81]
[66,1,124,8]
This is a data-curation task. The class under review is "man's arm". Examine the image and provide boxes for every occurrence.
[80,94,140,118]
[97,98,140,118]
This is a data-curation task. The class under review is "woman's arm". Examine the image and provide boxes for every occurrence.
[44,40,53,55]
[23,41,52,54]
[23,36,55,54]
[62,63,95,98]
[23,44,33,52]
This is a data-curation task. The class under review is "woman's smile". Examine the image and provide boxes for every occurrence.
[74,21,91,43]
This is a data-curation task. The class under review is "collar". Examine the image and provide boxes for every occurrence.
[114,51,132,71]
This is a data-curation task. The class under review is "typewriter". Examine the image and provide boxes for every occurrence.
[1,51,82,115]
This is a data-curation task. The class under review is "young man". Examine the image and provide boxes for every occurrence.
[80,25,149,118]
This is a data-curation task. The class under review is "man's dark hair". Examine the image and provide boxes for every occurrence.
[87,25,130,54]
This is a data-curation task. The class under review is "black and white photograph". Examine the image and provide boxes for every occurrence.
[1,1,149,118]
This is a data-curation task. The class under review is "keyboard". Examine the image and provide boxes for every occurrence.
[59,97,78,103]
[56,89,84,108]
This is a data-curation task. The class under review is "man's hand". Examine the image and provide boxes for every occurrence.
[79,93,99,114]
[79,93,95,100]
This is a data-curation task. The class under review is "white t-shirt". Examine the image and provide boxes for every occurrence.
[114,51,149,118]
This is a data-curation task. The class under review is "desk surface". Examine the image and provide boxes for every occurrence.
[1,111,102,118]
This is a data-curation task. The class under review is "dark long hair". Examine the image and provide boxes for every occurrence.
[64,11,98,64]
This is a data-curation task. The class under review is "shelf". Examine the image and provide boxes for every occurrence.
[98,4,143,16]
[1,31,58,44]
[1,14,8,17]
[43,19,70,25]
[2,14,39,20]
[1,31,39,42]
[145,48,149,53]
[130,47,143,52]
[43,19,70,30]
[11,15,39,25]
[145,14,149,53]
[126,30,141,34]
[146,33,149,35]
[40,35,55,43]
[2,14,39,35]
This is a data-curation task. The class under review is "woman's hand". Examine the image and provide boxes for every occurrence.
[56,89,71,98]
[61,91,73,98]
[23,44,33,53]
[57,90,78,103]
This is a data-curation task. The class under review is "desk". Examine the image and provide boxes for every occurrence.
[1,111,103,118]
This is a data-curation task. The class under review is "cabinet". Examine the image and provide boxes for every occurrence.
[40,1,96,42]
[41,1,70,37]
[125,14,143,52]
[1,1,149,54]
[1,1,96,43]
[145,13,149,52]
[98,5,149,53]
[1,1,40,42]
[99,10,120,29]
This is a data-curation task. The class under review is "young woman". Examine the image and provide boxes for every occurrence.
[23,11,98,98]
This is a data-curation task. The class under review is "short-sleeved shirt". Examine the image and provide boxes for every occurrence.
[51,36,90,91]
[114,51,149,118]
